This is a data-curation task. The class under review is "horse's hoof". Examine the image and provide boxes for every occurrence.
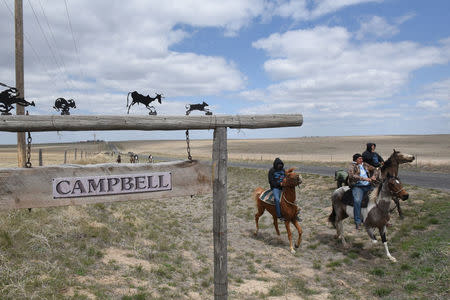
[371,239,378,244]
[290,249,296,254]
[389,256,397,262]
[295,244,300,249]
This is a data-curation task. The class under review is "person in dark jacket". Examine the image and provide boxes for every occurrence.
[362,143,384,167]
[268,157,286,220]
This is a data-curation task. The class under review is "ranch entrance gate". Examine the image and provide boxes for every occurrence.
[0,114,303,299]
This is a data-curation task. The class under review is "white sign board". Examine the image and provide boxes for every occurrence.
[53,172,172,198]
[0,160,211,210]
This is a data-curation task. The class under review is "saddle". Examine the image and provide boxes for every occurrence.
[341,187,370,208]
[259,189,276,205]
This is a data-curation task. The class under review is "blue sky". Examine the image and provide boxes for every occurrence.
[0,0,449,144]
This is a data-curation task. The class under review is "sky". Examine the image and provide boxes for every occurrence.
[0,0,449,144]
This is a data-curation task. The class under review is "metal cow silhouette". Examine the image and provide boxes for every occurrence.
[54,98,76,115]
[0,87,35,115]
[127,91,163,115]
[185,101,212,115]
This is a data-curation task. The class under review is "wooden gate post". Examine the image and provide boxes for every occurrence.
[212,127,227,299]
[64,150,67,164]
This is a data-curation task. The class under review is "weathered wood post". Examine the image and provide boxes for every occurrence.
[212,127,227,299]
[64,150,67,164]
[74,148,77,160]
[38,148,42,166]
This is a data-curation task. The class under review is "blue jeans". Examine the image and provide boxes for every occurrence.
[352,185,372,225]
[272,188,282,218]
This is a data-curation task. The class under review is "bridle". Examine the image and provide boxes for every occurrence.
[388,178,406,197]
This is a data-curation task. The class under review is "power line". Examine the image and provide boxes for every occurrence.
[27,0,73,90]
[64,0,83,79]
[2,0,58,89]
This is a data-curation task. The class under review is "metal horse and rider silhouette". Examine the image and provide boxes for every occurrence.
[0,83,35,115]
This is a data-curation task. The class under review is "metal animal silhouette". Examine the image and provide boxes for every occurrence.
[0,86,35,115]
[53,98,76,115]
[126,91,163,115]
[185,101,212,115]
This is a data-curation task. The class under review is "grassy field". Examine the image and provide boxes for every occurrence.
[0,166,448,299]
[0,135,449,298]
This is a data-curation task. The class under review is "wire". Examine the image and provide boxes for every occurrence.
[2,0,58,89]
[64,0,83,79]
[27,0,73,90]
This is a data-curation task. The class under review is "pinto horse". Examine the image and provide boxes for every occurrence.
[380,149,415,218]
[329,175,409,262]
[253,168,303,254]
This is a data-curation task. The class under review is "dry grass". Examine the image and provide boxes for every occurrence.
[0,167,448,299]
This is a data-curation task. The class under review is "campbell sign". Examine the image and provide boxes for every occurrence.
[0,161,211,210]
[52,172,172,198]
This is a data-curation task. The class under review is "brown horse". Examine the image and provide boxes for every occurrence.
[380,149,415,218]
[253,168,303,254]
[329,175,409,262]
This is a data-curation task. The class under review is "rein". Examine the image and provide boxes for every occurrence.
[281,190,298,207]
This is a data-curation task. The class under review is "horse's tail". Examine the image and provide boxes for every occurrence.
[328,205,336,228]
[253,187,263,207]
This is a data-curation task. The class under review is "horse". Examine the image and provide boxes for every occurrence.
[253,168,303,254]
[380,149,415,218]
[328,175,409,262]
[185,101,212,115]
[0,87,35,115]
[54,98,76,115]
[127,91,163,115]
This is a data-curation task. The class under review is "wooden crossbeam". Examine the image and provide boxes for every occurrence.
[0,114,303,132]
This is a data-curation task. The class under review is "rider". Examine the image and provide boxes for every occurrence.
[362,143,384,167]
[348,153,376,230]
[268,157,286,221]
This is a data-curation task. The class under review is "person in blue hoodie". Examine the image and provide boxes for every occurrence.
[268,157,286,221]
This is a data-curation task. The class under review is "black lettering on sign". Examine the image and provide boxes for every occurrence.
[52,172,172,199]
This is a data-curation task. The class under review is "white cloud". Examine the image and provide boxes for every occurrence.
[356,16,399,40]
[249,26,449,106]
[420,78,450,102]
[416,100,439,109]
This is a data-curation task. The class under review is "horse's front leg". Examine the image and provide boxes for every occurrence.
[380,226,396,262]
[293,220,303,249]
[394,197,404,219]
[285,221,295,254]
[364,224,377,244]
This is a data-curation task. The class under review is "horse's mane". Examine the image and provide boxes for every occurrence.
[381,153,395,172]
[368,183,382,204]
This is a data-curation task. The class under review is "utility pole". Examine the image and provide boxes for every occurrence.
[15,0,26,167]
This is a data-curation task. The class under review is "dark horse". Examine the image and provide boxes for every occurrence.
[185,101,212,115]
[380,150,414,218]
[54,98,76,115]
[253,168,303,253]
[127,91,163,115]
[0,87,35,115]
[329,175,409,262]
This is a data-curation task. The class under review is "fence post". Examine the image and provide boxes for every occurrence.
[74,148,77,160]
[213,127,228,300]
[38,149,43,166]
[64,150,67,164]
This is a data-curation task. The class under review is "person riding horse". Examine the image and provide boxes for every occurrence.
[268,158,286,221]
[363,143,384,167]
[348,153,377,230]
